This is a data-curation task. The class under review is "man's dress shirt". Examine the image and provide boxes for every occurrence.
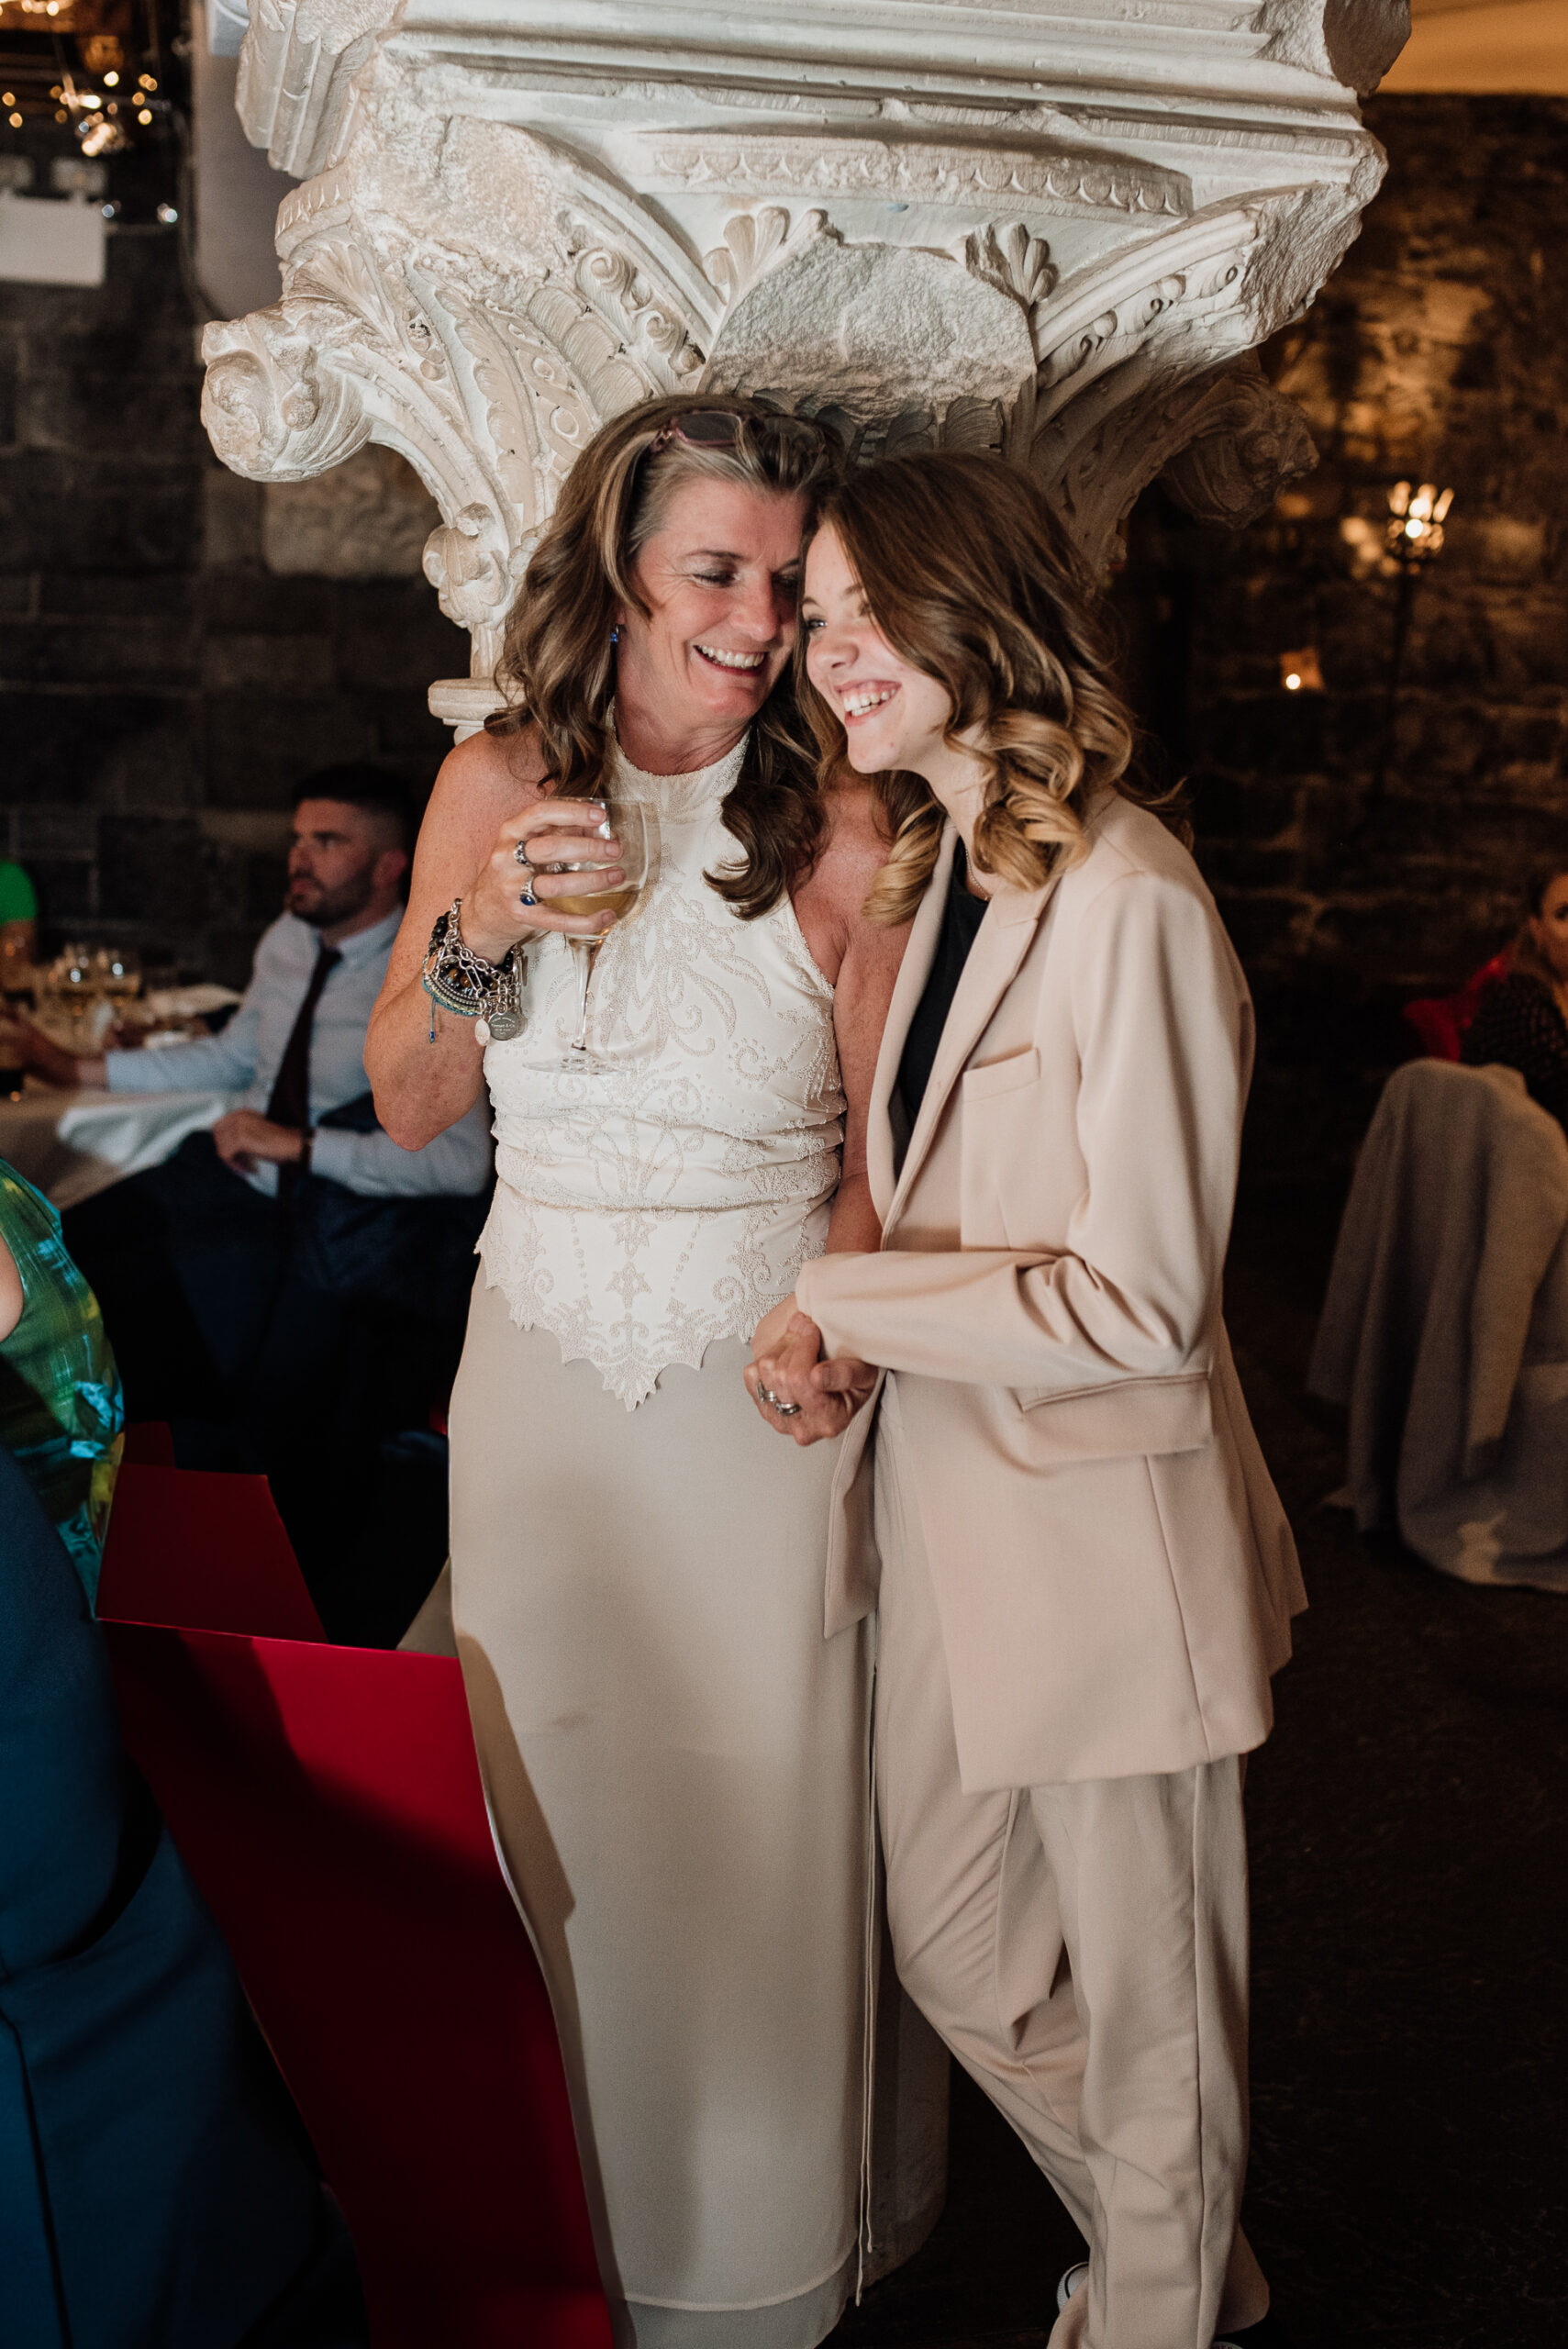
[105,909,491,1201]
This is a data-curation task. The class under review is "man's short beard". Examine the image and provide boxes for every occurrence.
[290,864,375,930]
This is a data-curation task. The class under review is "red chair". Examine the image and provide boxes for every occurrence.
[97,1464,610,2349]
[1403,951,1510,1062]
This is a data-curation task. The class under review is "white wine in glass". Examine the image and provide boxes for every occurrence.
[48,944,95,1037]
[94,946,142,1005]
[550,885,641,922]
[546,800,658,1068]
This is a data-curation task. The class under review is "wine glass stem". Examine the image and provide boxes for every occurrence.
[569,937,600,1054]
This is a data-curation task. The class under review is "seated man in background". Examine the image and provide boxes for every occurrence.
[4,765,491,1641]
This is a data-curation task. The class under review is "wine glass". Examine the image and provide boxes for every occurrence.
[93,944,141,1005]
[46,943,95,1038]
[92,945,141,1040]
[545,801,659,1071]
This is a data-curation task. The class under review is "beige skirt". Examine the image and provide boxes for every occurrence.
[448,1275,872,2348]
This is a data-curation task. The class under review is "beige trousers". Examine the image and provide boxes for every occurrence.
[873,1384,1270,2349]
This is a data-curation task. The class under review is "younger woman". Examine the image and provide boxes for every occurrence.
[749,452,1306,2349]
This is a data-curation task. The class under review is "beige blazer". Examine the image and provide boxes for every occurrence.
[796,795,1305,1791]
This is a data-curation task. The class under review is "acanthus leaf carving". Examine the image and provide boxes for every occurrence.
[1157,360,1318,529]
[422,503,530,636]
[1021,195,1324,566]
[202,303,372,483]
[703,208,832,311]
[961,224,1060,358]
[567,234,706,381]
[704,207,791,306]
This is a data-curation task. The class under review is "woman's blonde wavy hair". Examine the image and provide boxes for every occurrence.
[488,393,840,920]
[800,451,1180,926]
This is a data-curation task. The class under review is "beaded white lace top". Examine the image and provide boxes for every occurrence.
[476,731,844,1408]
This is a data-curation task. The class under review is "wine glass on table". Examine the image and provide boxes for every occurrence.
[47,944,95,1044]
[544,801,659,1072]
[92,944,142,1043]
[93,944,141,1007]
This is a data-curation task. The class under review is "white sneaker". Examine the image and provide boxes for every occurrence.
[1055,2261,1090,2313]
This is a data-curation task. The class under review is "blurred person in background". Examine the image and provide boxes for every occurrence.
[1462,860,1568,1136]
[0,1436,370,2349]
[0,766,492,1640]
[0,855,39,1002]
[0,853,39,957]
[1,1176,369,2345]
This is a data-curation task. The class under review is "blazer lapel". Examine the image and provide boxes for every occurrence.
[882,852,1057,1240]
[863,823,956,1225]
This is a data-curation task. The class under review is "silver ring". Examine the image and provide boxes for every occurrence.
[516,859,537,907]
[758,1384,801,1418]
[512,840,532,865]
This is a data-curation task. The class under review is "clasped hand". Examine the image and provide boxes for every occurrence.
[746,1295,877,1446]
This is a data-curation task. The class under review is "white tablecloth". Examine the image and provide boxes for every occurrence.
[0,1083,233,1211]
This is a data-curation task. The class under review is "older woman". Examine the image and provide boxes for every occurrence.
[751,452,1306,2349]
[366,398,906,2346]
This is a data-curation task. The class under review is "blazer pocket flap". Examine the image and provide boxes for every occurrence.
[1012,1371,1213,1461]
[962,1047,1040,1103]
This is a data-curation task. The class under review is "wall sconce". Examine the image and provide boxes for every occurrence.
[1279,649,1325,694]
[1373,480,1455,801]
[1385,480,1453,568]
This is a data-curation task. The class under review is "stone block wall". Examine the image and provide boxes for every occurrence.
[1117,96,1568,1187]
[0,230,465,989]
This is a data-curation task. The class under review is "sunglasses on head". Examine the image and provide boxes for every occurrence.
[644,406,828,460]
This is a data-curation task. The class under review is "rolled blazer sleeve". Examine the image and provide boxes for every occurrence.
[795,870,1250,1391]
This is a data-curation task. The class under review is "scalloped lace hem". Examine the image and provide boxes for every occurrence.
[477,1259,765,1412]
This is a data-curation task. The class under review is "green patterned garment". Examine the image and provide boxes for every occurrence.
[0,1160,123,1606]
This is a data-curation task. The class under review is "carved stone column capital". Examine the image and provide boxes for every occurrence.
[203,2,1403,720]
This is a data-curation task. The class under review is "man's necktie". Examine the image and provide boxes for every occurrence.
[265,943,341,1192]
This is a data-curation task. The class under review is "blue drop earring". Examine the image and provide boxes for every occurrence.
[610,625,620,646]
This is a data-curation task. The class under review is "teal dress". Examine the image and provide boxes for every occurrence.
[0,1160,123,1607]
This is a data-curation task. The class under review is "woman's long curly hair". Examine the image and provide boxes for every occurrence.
[488,393,840,920]
[799,451,1182,926]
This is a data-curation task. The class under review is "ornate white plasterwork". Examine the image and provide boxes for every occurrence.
[203,2,1402,726]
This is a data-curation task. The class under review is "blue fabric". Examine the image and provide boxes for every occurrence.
[0,1443,324,2349]
[0,1431,123,1974]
